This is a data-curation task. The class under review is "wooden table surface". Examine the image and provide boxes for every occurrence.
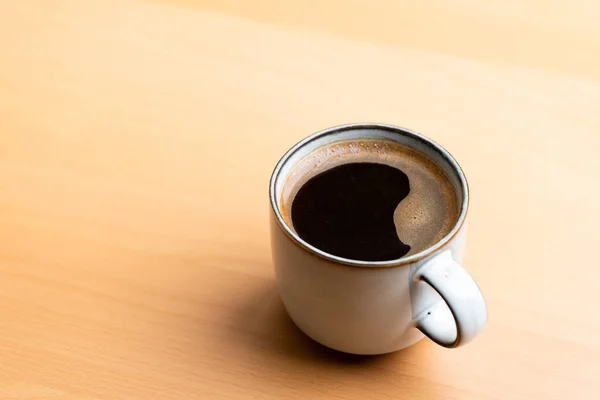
[1,1,599,399]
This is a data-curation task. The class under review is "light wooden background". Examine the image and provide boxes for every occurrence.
[1,1,599,399]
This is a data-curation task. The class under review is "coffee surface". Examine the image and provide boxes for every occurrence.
[282,139,459,261]
[292,162,412,261]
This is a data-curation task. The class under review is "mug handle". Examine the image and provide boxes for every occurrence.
[414,250,487,348]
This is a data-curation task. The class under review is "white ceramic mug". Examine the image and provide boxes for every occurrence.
[269,123,487,355]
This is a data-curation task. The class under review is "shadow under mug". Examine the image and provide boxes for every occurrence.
[269,123,487,355]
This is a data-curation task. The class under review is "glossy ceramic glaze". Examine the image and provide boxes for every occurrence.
[269,124,487,354]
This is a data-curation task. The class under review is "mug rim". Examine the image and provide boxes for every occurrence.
[269,123,469,268]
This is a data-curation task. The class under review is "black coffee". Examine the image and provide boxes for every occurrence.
[291,162,412,261]
[283,139,458,262]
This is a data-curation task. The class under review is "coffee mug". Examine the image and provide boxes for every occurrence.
[269,123,487,354]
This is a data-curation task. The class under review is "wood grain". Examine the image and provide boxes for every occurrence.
[1,1,599,399]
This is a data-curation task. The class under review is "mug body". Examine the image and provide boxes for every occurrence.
[269,124,475,355]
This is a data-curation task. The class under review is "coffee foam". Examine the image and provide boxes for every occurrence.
[281,139,459,257]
